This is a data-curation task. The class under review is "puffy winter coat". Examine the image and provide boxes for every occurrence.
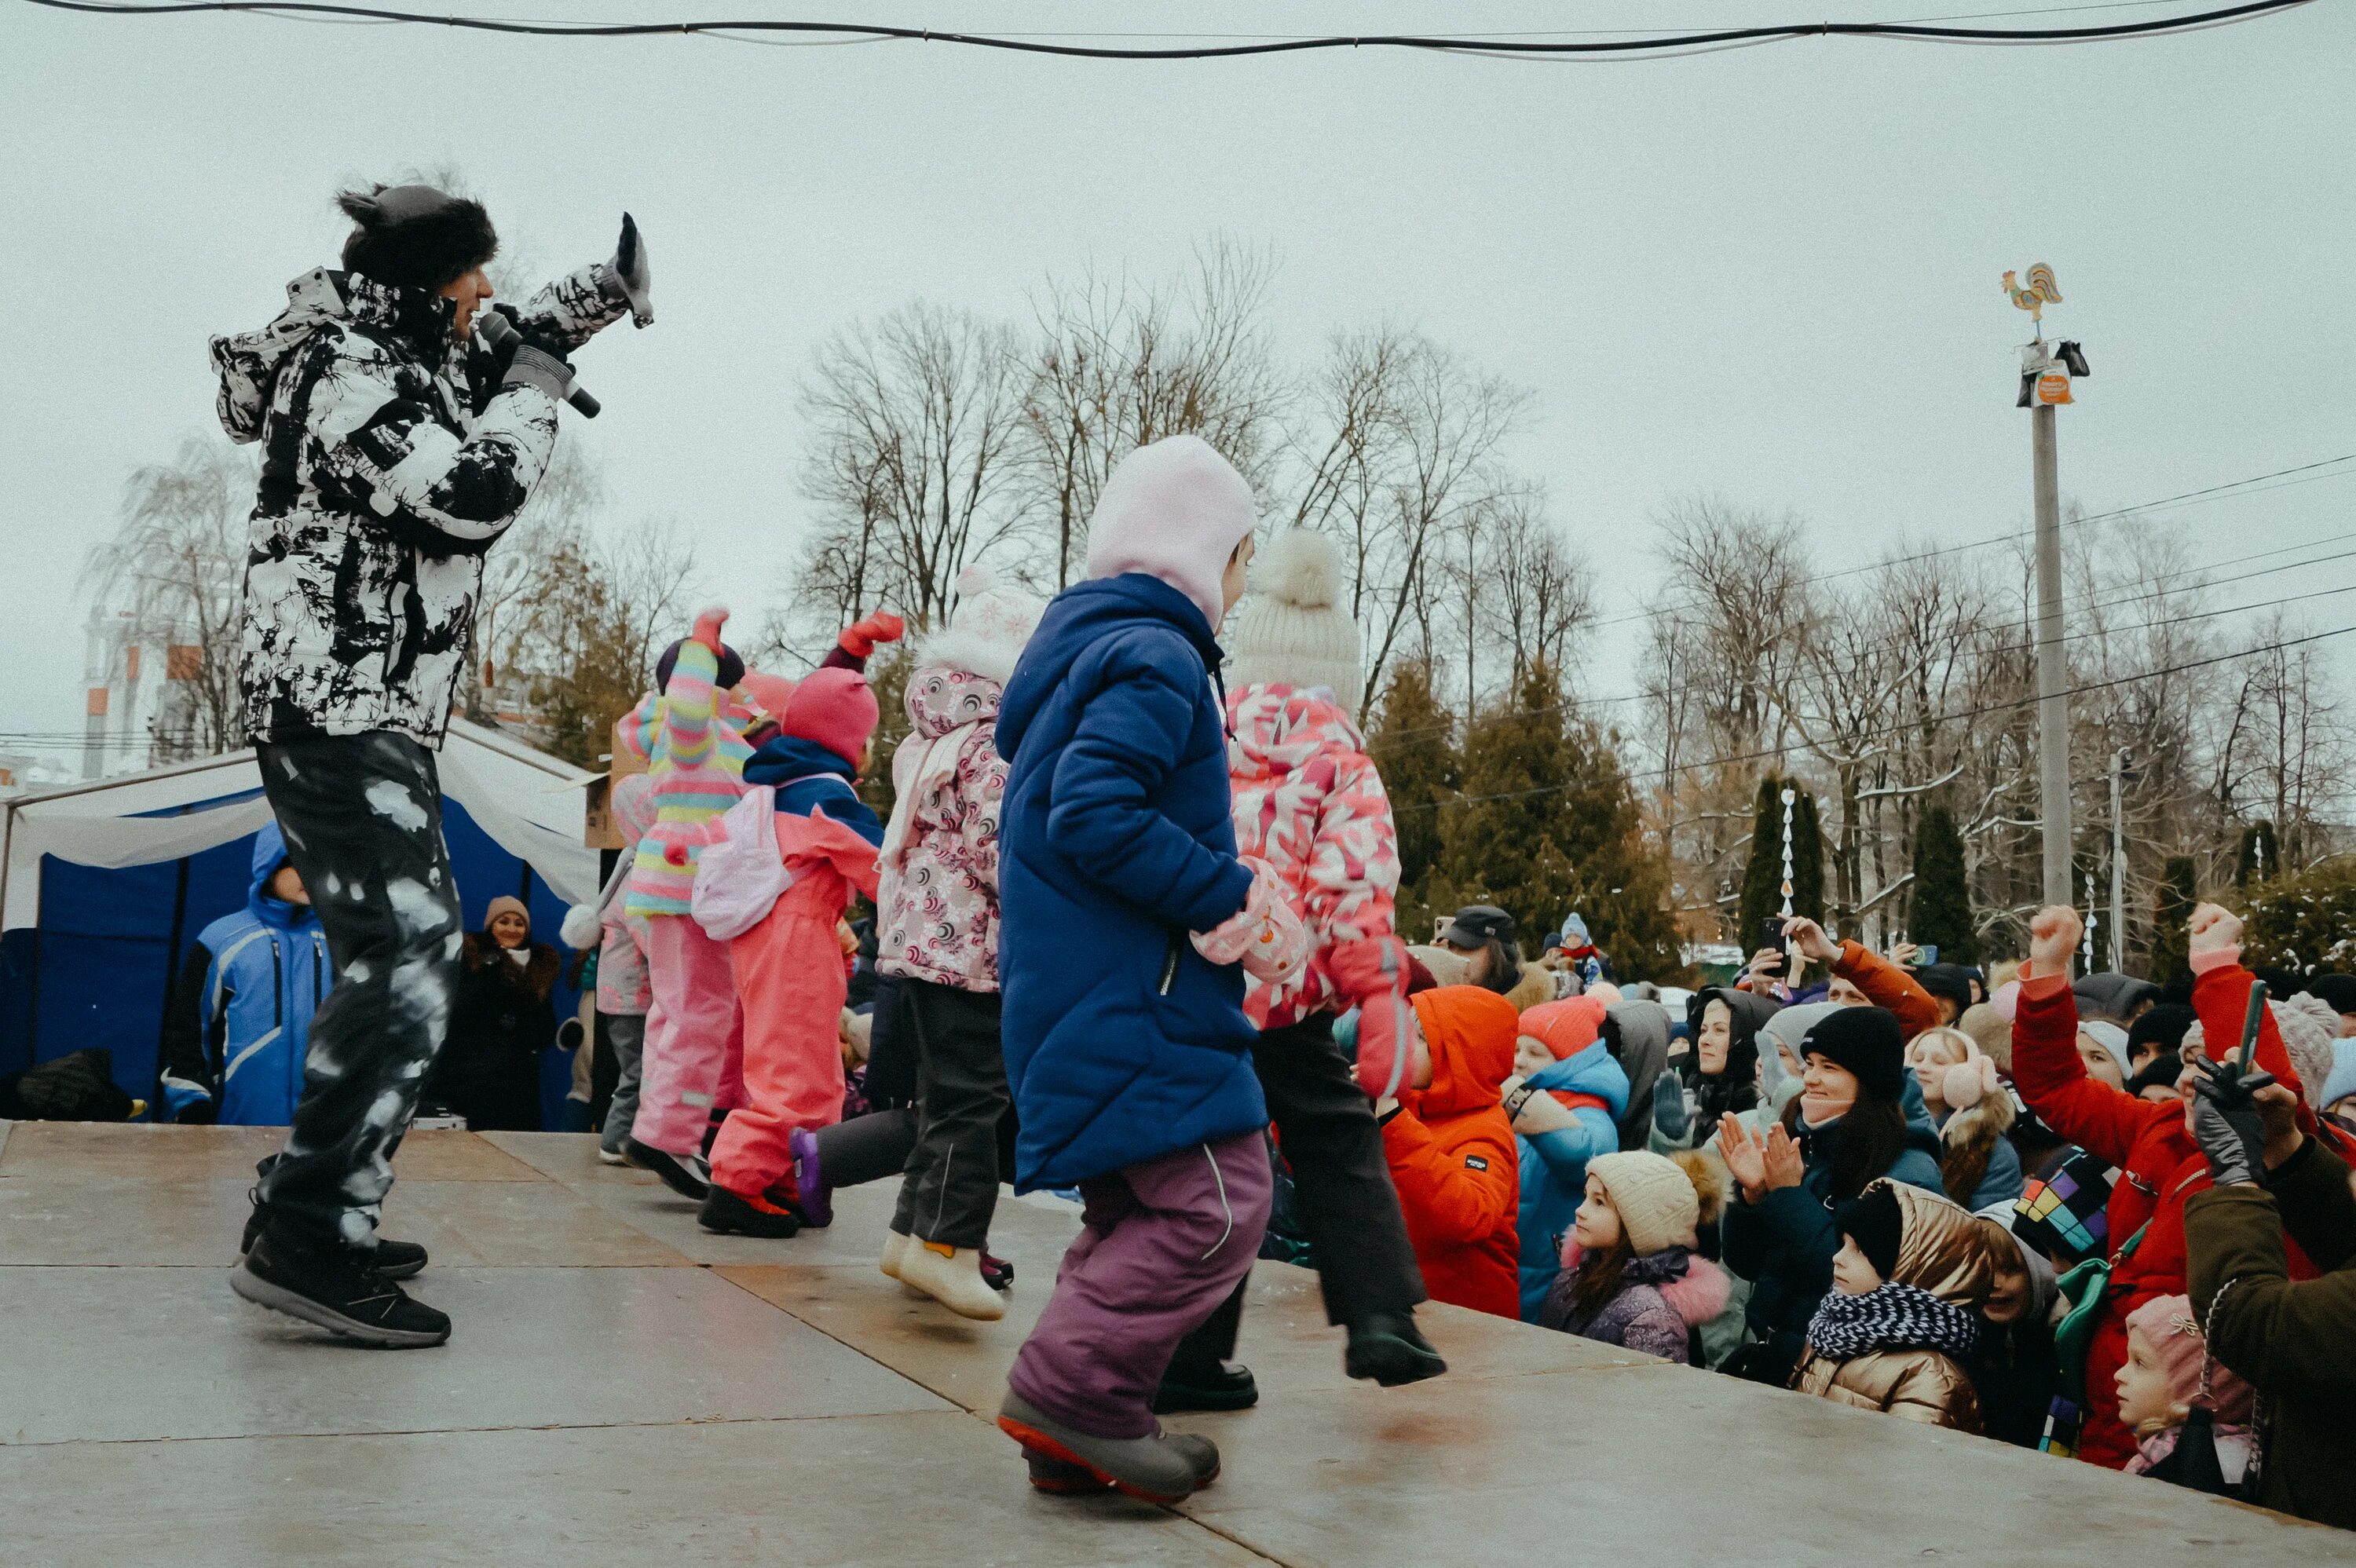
[594,773,657,1015]
[2013,947,2325,1467]
[1516,1041,1630,1321]
[1720,1104,1944,1383]
[213,265,626,746]
[995,573,1262,1191]
[1789,1181,1992,1431]
[877,666,1012,992]
[1224,682,1400,1029]
[158,822,331,1126]
[744,736,884,846]
[1538,1241,1732,1363]
[1384,986,1521,1318]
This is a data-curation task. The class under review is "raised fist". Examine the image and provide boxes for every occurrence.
[2187,902,2244,956]
[2025,905,2082,981]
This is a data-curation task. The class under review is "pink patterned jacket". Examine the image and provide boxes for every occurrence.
[1225,683,1402,1030]
[875,667,1010,994]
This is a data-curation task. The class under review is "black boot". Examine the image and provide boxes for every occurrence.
[231,1226,451,1348]
[624,1138,712,1200]
[1152,1357,1260,1413]
[242,1194,426,1279]
[1345,1311,1447,1387]
[697,1184,801,1237]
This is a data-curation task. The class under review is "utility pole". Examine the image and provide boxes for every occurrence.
[2003,263,2087,907]
[2110,747,2129,972]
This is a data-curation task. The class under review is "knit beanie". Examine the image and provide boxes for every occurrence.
[1224,529,1366,715]
[2126,1294,2255,1424]
[1085,435,1257,633]
[2079,1021,2132,1080]
[1586,1150,1702,1256]
[1520,996,1607,1061]
[2270,992,2340,1100]
[739,671,799,726]
[484,895,530,934]
[920,564,1045,685]
[1798,1005,1907,1102]
[780,667,880,769]
[655,636,746,694]
[2127,1003,2196,1063]
[1835,1183,1905,1285]
[2300,973,2356,1018]
[336,184,498,294]
[2320,1040,2356,1110]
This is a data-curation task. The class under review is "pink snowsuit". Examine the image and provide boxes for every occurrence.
[708,809,881,1199]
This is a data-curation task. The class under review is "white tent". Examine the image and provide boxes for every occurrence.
[0,720,600,932]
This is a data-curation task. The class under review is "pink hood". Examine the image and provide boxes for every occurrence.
[1085,434,1257,632]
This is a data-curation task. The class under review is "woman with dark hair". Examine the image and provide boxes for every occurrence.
[432,897,562,1131]
[1714,1005,1944,1384]
[1436,905,1523,996]
[1652,986,1779,1150]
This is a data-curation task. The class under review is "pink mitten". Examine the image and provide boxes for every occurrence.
[1327,935,1413,1101]
[1191,860,1305,980]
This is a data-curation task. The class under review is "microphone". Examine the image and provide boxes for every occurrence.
[478,311,600,418]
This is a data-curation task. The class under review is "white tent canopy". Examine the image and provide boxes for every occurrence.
[0,720,600,932]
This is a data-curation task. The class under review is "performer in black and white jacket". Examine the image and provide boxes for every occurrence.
[214,182,650,1347]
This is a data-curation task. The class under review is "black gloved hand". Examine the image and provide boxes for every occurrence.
[480,307,577,403]
[598,212,653,326]
[175,1099,217,1127]
[2189,1056,2274,1188]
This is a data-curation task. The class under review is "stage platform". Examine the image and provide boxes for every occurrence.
[2,1120,2347,1566]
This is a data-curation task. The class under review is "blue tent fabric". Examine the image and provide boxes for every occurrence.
[0,789,583,1126]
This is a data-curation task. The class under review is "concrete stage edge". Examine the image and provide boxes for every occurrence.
[2,1121,2347,1566]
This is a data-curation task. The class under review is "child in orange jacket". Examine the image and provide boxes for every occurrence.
[1378,985,1521,1318]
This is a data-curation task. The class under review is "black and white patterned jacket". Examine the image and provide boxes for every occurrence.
[211,265,627,747]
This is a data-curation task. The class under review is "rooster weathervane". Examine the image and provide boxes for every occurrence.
[2003,263,2063,327]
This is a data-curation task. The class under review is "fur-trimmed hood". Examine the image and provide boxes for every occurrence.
[1557,1240,1734,1328]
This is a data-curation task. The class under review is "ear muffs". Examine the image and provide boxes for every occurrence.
[1942,1040,2000,1110]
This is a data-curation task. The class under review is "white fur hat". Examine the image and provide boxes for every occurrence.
[916,565,1044,685]
[1224,529,1366,715]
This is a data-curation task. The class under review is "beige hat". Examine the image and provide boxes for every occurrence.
[1224,529,1366,715]
[1586,1150,1703,1256]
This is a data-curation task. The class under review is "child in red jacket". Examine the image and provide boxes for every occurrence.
[1380,985,1521,1318]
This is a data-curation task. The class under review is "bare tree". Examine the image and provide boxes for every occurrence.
[80,435,255,758]
[790,302,1029,641]
[1020,241,1290,590]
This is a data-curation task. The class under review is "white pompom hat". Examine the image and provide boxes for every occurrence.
[1224,528,1366,715]
[918,564,1044,685]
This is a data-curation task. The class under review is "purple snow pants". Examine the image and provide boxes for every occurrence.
[1008,1130,1273,1441]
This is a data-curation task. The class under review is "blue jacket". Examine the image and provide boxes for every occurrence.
[158,823,331,1126]
[994,572,1263,1190]
[1515,1042,1629,1321]
[745,736,884,847]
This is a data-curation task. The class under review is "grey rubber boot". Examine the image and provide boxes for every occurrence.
[997,1391,1202,1504]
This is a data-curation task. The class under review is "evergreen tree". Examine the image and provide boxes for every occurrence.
[2149,855,2199,992]
[1907,805,1977,963]
[1736,773,1826,942]
[1440,663,1685,981]
[2235,822,2278,887]
[1366,659,1460,902]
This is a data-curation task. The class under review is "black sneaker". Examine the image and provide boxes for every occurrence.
[697,1184,801,1237]
[624,1138,712,1200]
[1152,1358,1259,1413]
[241,1197,426,1280]
[231,1230,451,1348]
[1345,1312,1447,1387]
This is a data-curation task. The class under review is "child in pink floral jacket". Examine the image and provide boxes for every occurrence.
[1155,528,1444,1413]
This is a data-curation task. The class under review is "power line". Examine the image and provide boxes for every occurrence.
[1582,451,2356,634]
[1370,531,2356,746]
[1391,619,2356,811]
[18,0,2320,60]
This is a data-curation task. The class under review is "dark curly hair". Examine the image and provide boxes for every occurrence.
[335,184,498,294]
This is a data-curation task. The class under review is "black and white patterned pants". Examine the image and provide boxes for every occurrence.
[253,732,463,1252]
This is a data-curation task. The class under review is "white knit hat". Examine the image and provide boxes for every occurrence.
[1224,529,1366,715]
[1585,1150,1703,1257]
[916,565,1044,685]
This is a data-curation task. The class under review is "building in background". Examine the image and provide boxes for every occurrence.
[81,610,207,780]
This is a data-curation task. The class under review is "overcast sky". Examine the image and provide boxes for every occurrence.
[3,0,2352,758]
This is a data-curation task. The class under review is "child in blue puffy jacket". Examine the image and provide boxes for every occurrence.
[992,435,1277,1506]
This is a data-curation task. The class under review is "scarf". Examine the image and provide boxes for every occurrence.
[880,722,980,872]
[1806,1281,1978,1362]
